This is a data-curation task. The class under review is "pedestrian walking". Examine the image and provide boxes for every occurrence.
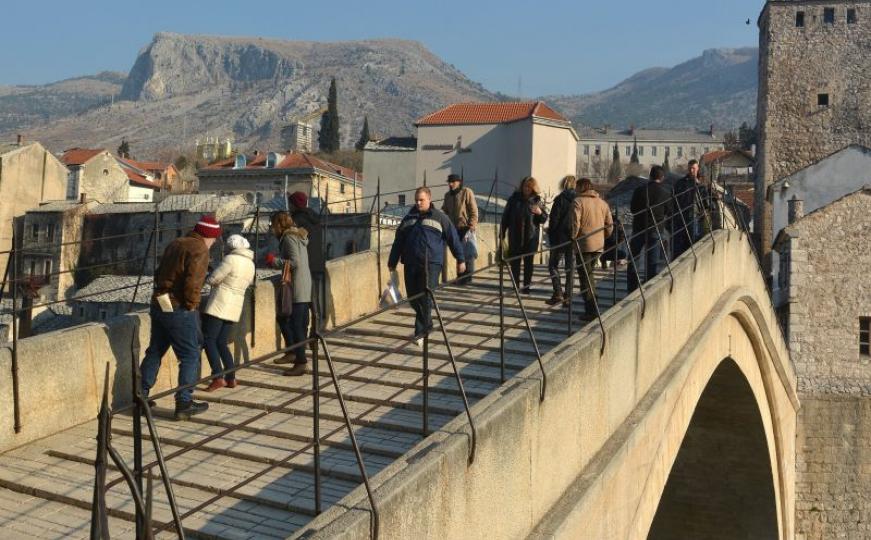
[287,191,323,326]
[201,234,255,391]
[139,215,221,420]
[388,186,465,347]
[546,175,577,306]
[266,211,312,376]
[672,159,706,258]
[627,165,672,292]
[441,173,479,284]
[501,176,548,294]
[569,178,613,318]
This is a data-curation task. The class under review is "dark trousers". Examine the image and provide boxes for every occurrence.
[509,240,537,289]
[672,214,699,259]
[140,306,203,403]
[202,313,236,382]
[404,262,441,338]
[627,231,668,292]
[457,227,476,284]
[574,252,599,312]
[548,245,573,297]
[277,302,311,364]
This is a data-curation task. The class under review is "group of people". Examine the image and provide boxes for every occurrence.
[139,192,319,421]
[139,163,714,421]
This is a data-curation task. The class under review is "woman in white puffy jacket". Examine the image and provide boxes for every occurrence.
[202,234,255,391]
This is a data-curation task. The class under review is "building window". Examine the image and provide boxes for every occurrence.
[176,230,182,238]
[651,146,658,157]
[78,306,85,318]
[690,146,697,157]
[43,259,51,277]
[847,8,857,23]
[583,145,590,156]
[625,146,631,157]
[861,317,870,355]
[159,213,165,223]
[46,224,55,243]
[818,93,830,107]
[823,7,835,24]
[29,260,36,276]
[638,146,644,157]
[594,145,601,156]
[102,169,109,176]
[158,231,164,242]
[31,223,39,240]
[340,183,346,194]
[176,212,182,222]
[99,309,108,321]
[677,146,684,158]
[398,194,406,206]
[796,11,805,27]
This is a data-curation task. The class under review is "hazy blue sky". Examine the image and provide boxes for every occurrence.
[1,0,763,95]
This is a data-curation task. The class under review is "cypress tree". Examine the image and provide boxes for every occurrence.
[355,116,371,151]
[117,139,130,159]
[663,148,671,173]
[320,78,341,152]
[630,136,639,164]
[608,143,623,182]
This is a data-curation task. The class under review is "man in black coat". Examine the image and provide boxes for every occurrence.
[671,159,706,258]
[546,175,577,305]
[627,165,672,292]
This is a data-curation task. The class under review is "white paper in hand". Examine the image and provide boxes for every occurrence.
[380,270,403,307]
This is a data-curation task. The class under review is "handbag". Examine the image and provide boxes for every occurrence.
[277,261,294,317]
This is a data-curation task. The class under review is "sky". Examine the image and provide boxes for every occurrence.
[0,0,763,96]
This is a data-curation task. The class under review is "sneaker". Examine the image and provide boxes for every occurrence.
[545,294,564,306]
[283,363,307,377]
[225,379,238,389]
[414,337,424,349]
[205,378,226,392]
[174,401,209,421]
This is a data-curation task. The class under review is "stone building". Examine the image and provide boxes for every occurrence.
[0,137,69,275]
[577,126,724,181]
[755,0,871,262]
[362,137,417,206]
[771,187,871,539]
[197,151,363,213]
[60,148,162,203]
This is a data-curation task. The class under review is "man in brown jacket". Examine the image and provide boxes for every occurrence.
[140,215,220,420]
[569,178,614,318]
[442,173,478,284]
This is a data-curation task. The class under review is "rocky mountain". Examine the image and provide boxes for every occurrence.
[548,47,758,130]
[0,33,497,157]
[0,37,757,158]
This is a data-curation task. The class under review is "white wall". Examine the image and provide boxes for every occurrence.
[531,122,578,200]
[362,149,417,206]
[126,185,155,202]
[577,138,724,177]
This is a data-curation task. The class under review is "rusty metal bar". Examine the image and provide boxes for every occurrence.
[89,363,111,540]
[575,240,606,355]
[504,264,546,401]
[620,220,646,318]
[10,224,21,433]
[671,191,698,271]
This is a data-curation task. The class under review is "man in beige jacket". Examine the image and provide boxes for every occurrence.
[569,178,614,318]
[442,173,478,284]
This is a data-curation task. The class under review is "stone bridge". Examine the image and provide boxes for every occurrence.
[0,228,797,539]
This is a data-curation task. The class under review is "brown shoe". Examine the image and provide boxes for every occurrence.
[273,353,295,365]
[225,379,238,389]
[545,294,564,306]
[205,378,226,392]
[283,363,307,377]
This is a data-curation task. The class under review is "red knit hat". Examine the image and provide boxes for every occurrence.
[194,215,222,238]
[289,191,308,209]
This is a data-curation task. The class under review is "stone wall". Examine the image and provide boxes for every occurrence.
[755,0,871,256]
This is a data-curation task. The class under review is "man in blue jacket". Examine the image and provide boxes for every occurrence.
[388,186,465,346]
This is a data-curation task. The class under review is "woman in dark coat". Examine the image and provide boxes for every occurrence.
[500,176,549,293]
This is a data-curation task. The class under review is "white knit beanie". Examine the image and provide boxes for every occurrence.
[226,234,250,250]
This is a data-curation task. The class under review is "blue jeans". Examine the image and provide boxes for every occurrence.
[202,313,236,381]
[404,263,441,338]
[627,231,668,292]
[140,306,203,403]
[277,303,311,364]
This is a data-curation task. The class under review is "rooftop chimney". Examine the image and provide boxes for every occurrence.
[787,195,804,224]
[16,134,23,146]
[709,124,715,137]
[80,193,87,203]
[629,124,635,136]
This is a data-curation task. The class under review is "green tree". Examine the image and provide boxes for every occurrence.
[738,122,758,150]
[318,78,341,153]
[630,136,639,164]
[608,143,623,182]
[117,139,130,159]
[355,116,371,151]
[723,131,740,150]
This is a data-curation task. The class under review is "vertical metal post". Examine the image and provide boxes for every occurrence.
[566,243,574,337]
[10,226,21,433]
[612,213,618,307]
[422,258,429,436]
[376,177,382,296]
[89,363,110,540]
[251,205,260,349]
[152,202,159,274]
[498,260,505,383]
[311,306,322,514]
[131,281,144,537]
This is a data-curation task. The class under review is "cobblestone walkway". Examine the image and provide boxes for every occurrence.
[0,265,628,539]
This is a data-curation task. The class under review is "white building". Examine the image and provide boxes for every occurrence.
[577,127,725,181]
[364,101,578,204]
[362,137,417,206]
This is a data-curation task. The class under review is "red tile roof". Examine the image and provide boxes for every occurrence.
[61,148,105,166]
[122,168,161,189]
[415,101,568,126]
[119,157,171,173]
[204,152,362,181]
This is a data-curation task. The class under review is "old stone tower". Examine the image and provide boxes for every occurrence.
[755,0,871,263]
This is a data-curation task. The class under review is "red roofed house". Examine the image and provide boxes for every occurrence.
[196,151,362,213]
[413,101,578,199]
[118,158,182,192]
[61,148,161,203]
